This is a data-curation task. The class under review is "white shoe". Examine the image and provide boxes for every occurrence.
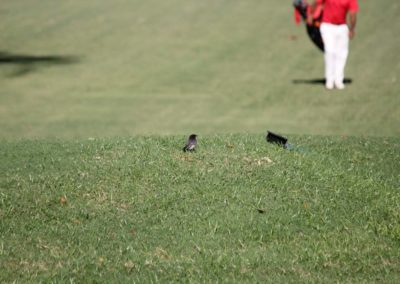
[325,80,334,90]
[335,82,345,90]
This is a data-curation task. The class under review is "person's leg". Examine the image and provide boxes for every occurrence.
[334,25,349,89]
[320,23,336,89]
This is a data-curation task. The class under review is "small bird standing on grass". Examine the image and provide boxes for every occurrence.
[183,134,197,152]
[266,131,288,148]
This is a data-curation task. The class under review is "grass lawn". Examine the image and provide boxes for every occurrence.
[0,0,399,139]
[1,0,399,282]
[1,135,399,282]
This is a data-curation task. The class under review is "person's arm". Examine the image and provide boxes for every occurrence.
[307,1,317,25]
[348,12,357,39]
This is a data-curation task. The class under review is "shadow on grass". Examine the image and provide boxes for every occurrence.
[0,51,80,77]
[292,78,353,85]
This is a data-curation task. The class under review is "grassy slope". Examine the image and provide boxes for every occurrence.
[1,135,399,282]
[0,0,399,139]
[1,0,399,282]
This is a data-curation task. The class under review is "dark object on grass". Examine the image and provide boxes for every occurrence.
[183,134,197,152]
[257,209,266,214]
[266,131,288,148]
[266,131,309,154]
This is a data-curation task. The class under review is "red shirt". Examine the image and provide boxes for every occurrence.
[317,0,359,25]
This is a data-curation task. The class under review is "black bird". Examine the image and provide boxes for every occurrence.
[183,134,198,152]
[266,131,288,148]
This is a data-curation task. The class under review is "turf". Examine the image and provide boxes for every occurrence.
[1,0,399,139]
[0,135,399,282]
[1,0,399,282]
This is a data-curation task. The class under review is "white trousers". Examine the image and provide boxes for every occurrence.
[320,23,349,85]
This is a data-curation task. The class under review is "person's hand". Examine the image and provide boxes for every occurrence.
[349,29,355,39]
[307,15,313,26]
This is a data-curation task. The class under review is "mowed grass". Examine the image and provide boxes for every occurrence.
[0,135,399,282]
[0,0,399,139]
[1,0,399,282]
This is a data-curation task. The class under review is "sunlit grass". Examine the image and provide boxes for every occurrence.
[1,135,399,282]
[0,0,399,139]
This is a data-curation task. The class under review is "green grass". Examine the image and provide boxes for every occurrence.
[1,0,399,282]
[1,0,399,139]
[1,135,399,282]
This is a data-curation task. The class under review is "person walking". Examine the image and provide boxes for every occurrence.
[308,0,359,90]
